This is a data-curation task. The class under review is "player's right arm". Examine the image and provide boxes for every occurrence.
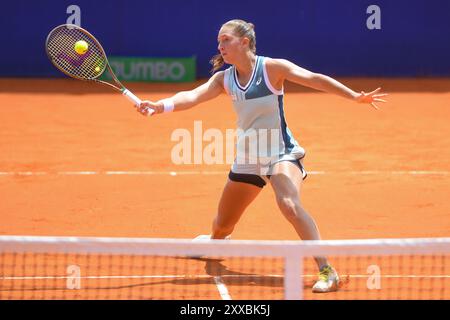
[137,71,225,116]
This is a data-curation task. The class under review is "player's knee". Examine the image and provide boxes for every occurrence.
[277,196,301,221]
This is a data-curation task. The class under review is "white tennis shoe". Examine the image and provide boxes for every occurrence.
[312,265,340,293]
[192,234,231,241]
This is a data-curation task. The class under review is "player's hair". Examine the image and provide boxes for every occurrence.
[210,19,256,74]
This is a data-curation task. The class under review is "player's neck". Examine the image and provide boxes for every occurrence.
[234,53,257,79]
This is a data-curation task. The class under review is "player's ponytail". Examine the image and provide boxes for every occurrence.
[210,53,225,74]
[210,19,256,74]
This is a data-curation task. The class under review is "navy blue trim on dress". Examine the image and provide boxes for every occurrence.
[277,95,295,153]
[233,56,259,92]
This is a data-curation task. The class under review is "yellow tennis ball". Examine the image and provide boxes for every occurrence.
[74,40,88,55]
[95,66,101,72]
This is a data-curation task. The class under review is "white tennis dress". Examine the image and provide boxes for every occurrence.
[223,56,306,176]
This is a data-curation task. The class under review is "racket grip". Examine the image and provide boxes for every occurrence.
[122,89,154,116]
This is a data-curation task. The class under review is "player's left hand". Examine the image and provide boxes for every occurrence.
[354,87,388,110]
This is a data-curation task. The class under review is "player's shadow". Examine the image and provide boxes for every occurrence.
[143,256,286,289]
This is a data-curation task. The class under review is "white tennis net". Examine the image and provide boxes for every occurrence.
[0,235,449,300]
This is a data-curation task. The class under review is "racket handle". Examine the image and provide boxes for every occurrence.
[122,89,154,116]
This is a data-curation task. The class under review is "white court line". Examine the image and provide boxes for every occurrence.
[0,170,448,176]
[213,276,232,300]
[59,171,98,175]
[0,172,48,176]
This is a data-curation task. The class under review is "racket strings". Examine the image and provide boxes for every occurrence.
[46,26,107,80]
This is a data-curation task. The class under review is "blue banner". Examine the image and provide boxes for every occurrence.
[1,0,449,78]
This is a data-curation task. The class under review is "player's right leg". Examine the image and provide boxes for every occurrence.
[211,172,263,239]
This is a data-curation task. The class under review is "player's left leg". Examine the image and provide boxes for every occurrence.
[269,160,326,263]
[269,160,340,293]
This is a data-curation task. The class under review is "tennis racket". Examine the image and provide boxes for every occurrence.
[45,24,153,115]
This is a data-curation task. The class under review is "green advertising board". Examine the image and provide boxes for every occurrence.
[101,56,196,82]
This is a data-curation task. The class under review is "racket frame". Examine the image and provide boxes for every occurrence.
[45,24,146,109]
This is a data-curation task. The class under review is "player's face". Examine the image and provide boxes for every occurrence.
[217,27,247,64]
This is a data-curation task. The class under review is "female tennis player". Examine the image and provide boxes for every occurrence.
[137,19,387,293]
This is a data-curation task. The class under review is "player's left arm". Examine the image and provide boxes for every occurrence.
[267,58,388,110]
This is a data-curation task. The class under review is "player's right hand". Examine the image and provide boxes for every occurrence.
[137,100,163,116]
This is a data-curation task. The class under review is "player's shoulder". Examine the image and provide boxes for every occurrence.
[263,57,292,76]
[264,57,291,68]
[211,69,225,79]
[209,70,226,87]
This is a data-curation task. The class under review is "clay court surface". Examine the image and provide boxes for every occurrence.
[1,78,449,299]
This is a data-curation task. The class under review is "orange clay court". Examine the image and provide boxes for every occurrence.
[0,78,449,299]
